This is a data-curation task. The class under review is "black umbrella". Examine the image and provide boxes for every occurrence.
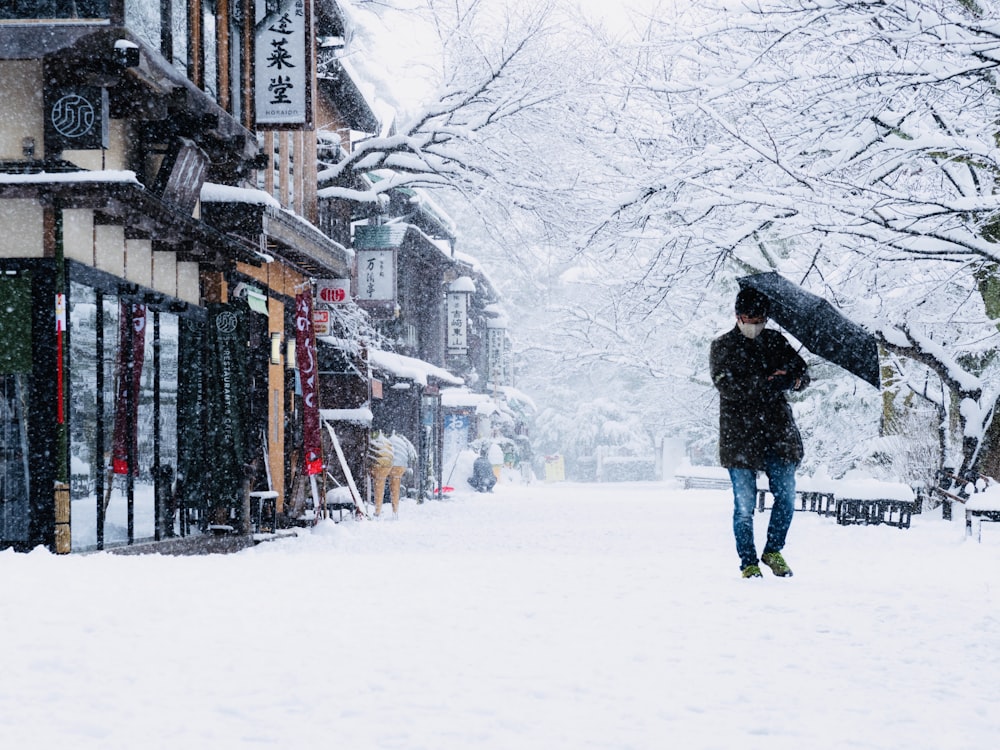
[737,272,880,388]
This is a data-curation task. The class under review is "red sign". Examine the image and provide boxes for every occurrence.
[112,303,147,474]
[312,309,330,337]
[317,279,350,304]
[296,292,323,476]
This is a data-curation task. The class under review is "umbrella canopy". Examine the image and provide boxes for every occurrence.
[738,272,880,388]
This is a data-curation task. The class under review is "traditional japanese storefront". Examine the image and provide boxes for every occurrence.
[0,178,261,552]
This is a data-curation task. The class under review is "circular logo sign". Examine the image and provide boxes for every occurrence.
[215,311,239,334]
[50,94,96,139]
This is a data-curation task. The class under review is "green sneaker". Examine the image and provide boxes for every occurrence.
[761,551,793,577]
[741,563,763,578]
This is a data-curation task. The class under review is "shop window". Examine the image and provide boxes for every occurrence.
[0,272,32,545]
[70,281,183,550]
[69,281,99,551]
[124,0,161,50]
[203,0,218,99]
[170,0,188,77]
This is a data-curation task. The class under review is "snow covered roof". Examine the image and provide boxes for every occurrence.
[449,276,476,293]
[353,221,453,262]
[440,387,499,415]
[496,386,537,412]
[319,407,373,426]
[201,182,281,209]
[368,348,463,386]
[0,170,140,185]
[354,223,408,249]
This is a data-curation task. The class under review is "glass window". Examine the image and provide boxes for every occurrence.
[70,286,183,549]
[171,0,188,77]
[69,281,99,551]
[229,8,243,120]
[133,305,156,541]
[0,272,32,544]
[157,313,179,537]
[203,1,218,99]
[125,0,161,52]
[101,295,130,546]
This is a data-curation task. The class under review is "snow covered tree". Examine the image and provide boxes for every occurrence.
[568,0,1000,480]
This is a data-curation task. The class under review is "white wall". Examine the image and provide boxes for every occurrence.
[0,61,42,161]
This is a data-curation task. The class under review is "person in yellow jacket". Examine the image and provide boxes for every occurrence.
[388,431,417,518]
[368,430,394,517]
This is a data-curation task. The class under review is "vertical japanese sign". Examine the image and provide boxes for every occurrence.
[205,305,248,515]
[295,291,323,476]
[111,303,147,475]
[446,292,468,353]
[355,249,396,303]
[255,0,312,127]
[487,323,508,387]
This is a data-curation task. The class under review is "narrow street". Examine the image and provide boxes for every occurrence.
[2,481,998,749]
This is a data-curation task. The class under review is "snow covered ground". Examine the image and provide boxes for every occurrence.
[2,479,999,749]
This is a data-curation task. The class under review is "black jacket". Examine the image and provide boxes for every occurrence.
[709,326,809,469]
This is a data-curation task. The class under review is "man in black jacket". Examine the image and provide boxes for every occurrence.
[469,448,497,493]
[710,287,810,578]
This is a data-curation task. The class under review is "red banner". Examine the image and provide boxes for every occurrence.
[111,302,147,475]
[295,291,323,476]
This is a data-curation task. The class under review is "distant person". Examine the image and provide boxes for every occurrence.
[387,431,417,518]
[487,442,505,482]
[368,430,394,518]
[710,287,810,579]
[469,447,497,493]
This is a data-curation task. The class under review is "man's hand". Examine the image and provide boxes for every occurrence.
[767,370,795,391]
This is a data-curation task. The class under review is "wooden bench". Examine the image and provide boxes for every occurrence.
[966,508,1000,542]
[835,498,914,529]
[756,489,837,516]
[673,464,732,490]
[325,486,358,522]
[964,490,1000,542]
[678,466,919,529]
[931,470,1000,541]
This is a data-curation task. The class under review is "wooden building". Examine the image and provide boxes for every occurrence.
[0,1,521,551]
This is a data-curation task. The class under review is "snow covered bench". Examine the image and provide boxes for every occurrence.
[755,475,837,516]
[325,486,357,522]
[828,479,918,529]
[673,463,732,490]
[676,464,917,528]
[965,487,1000,542]
[754,475,917,527]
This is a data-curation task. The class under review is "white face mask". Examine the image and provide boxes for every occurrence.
[737,321,765,339]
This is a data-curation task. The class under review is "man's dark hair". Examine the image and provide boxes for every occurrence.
[735,288,770,317]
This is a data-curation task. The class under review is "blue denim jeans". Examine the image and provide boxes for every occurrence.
[728,455,797,569]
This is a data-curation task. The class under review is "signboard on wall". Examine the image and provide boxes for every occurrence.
[312,308,330,336]
[255,0,312,127]
[487,324,509,387]
[295,291,323,476]
[446,292,468,353]
[44,85,109,153]
[316,279,351,305]
[355,249,396,305]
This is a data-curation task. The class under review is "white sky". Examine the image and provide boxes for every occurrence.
[344,0,669,117]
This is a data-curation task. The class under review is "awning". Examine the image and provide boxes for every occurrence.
[246,288,269,316]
